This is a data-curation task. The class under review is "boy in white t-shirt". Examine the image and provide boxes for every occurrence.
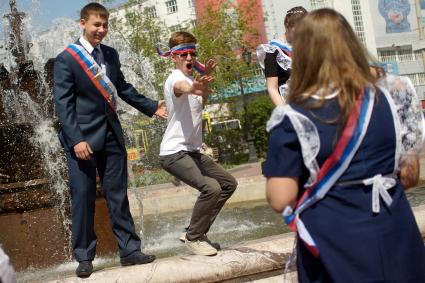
[159,31,237,256]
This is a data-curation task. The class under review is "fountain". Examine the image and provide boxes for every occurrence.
[0,0,119,271]
[1,1,424,281]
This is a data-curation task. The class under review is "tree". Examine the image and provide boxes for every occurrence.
[109,0,173,99]
[191,0,261,100]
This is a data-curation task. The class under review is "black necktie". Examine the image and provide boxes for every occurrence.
[92,47,101,66]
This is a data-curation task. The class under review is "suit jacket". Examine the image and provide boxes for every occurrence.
[53,41,158,152]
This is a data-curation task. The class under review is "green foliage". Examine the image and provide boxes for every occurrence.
[245,95,274,157]
[191,0,260,100]
[205,126,248,165]
[109,0,262,102]
[136,169,171,187]
[110,1,173,97]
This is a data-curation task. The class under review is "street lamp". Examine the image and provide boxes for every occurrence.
[238,49,258,163]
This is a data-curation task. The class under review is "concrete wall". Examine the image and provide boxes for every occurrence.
[128,175,266,217]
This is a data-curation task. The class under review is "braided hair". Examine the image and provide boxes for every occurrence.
[284,6,308,29]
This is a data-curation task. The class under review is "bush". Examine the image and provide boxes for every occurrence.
[205,127,248,164]
[245,95,274,158]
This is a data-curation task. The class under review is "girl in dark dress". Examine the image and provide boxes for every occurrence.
[264,9,425,282]
[257,6,307,106]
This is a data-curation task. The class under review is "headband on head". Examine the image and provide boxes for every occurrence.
[156,42,206,75]
[156,43,196,57]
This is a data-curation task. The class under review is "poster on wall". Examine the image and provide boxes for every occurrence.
[421,0,425,24]
[371,0,418,46]
[378,0,411,33]
[379,61,400,74]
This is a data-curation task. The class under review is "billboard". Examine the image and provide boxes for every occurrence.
[370,0,419,46]
[378,0,412,33]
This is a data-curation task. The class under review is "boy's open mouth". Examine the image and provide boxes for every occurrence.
[186,63,193,70]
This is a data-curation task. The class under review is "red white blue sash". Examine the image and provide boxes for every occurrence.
[65,44,118,111]
[283,87,375,257]
[269,39,292,57]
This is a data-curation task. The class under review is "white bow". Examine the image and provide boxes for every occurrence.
[363,174,396,213]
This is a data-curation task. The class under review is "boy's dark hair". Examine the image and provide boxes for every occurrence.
[284,6,307,29]
[169,31,197,49]
[80,2,109,20]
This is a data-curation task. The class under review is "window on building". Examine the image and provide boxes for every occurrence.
[310,0,330,9]
[351,0,366,46]
[189,19,197,28]
[406,74,419,85]
[149,30,161,44]
[414,50,424,61]
[378,49,397,62]
[166,0,178,14]
[378,48,415,63]
[145,6,157,19]
[169,24,181,32]
[417,73,425,85]
[397,48,414,62]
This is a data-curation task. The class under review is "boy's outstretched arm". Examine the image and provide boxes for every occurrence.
[174,75,214,97]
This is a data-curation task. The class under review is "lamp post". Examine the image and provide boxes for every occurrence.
[238,49,258,163]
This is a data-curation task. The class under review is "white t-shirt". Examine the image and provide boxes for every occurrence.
[160,69,203,155]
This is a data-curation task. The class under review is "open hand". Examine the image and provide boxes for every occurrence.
[155,100,168,119]
[191,75,214,97]
[205,59,217,75]
[74,141,93,160]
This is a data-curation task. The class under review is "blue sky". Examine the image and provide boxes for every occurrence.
[0,0,126,38]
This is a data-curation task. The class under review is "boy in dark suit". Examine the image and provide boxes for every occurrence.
[53,2,167,277]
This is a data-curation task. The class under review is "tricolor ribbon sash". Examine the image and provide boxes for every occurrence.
[269,39,292,57]
[283,87,375,257]
[156,42,206,75]
[65,44,118,112]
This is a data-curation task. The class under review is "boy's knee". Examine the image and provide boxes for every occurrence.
[224,176,238,193]
[230,177,238,190]
[203,179,221,198]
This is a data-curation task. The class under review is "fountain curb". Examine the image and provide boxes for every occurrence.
[48,233,295,283]
[48,205,425,283]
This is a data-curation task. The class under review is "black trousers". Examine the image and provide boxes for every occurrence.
[65,127,140,262]
[160,151,238,240]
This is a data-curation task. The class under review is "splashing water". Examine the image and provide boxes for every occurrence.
[1,0,168,270]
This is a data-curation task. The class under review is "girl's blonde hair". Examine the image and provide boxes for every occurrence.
[288,8,377,125]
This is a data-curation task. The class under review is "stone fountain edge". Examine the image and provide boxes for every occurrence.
[48,205,425,283]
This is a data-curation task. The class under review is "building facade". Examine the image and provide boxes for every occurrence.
[261,0,425,98]
[110,0,197,33]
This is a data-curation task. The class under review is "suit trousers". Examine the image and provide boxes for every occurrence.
[65,125,140,262]
[159,151,237,240]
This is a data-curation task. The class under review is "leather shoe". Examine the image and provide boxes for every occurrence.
[75,261,93,278]
[120,251,156,266]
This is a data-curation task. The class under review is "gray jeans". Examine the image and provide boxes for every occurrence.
[159,151,237,240]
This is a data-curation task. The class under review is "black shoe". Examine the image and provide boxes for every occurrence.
[76,261,93,278]
[120,251,156,266]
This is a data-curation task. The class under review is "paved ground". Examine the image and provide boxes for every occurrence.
[154,148,425,191]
